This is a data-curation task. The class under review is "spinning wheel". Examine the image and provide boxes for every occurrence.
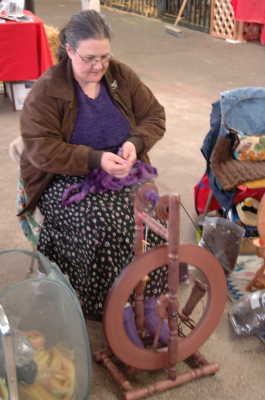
[93,183,227,399]
[104,244,226,370]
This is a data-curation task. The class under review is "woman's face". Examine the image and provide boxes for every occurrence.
[66,38,111,85]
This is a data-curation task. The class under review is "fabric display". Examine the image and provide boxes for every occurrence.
[234,133,265,162]
[194,173,265,215]
[210,90,265,192]
[211,136,265,191]
[195,88,265,253]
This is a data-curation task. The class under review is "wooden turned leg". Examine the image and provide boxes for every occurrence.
[102,354,133,392]
[192,349,209,366]
[133,197,145,335]
[3,82,7,97]
[123,363,220,400]
[167,195,180,381]
[92,348,113,363]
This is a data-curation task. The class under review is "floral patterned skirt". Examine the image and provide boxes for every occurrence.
[37,175,168,316]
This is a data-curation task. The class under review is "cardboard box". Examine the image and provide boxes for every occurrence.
[5,81,35,111]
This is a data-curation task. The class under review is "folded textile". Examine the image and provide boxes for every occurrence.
[211,136,265,191]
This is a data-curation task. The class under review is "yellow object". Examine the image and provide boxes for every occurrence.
[18,332,77,400]
[0,377,8,400]
[26,330,45,350]
[142,240,150,252]
[241,178,265,189]
[19,382,58,400]
[236,197,260,226]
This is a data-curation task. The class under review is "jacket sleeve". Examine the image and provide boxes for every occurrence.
[117,63,166,153]
[20,90,93,175]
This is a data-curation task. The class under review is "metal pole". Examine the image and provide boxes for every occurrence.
[24,0,35,14]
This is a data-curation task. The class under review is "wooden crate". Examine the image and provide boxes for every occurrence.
[242,22,262,41]
[210,0,239,40]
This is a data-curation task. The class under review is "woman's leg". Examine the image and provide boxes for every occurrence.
[37,175,169,318]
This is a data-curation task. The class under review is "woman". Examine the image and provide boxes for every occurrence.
[19,10,168,329]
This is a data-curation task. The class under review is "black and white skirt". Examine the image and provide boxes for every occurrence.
[37,175,168,316]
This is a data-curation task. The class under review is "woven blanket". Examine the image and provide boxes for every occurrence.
[211,136,265,191]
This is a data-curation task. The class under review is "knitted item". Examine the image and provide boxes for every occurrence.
[123,305,144,348]
[211,136,265,191]
[143,297,169,346]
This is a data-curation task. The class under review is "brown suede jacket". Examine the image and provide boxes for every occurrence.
[20,57,166,214]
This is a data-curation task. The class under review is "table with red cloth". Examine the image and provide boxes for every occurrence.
[0,10,53,81]
[232,0,265,44]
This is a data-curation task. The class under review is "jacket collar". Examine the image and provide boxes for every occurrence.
[46,57,127,101]
[46,57,74,102]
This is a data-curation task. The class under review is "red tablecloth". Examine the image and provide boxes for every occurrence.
[232,0,265,44]
[0,11,53,81]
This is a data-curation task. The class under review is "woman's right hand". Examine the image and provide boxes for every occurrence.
[101,152,133,178]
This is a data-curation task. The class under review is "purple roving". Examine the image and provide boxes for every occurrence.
[62,160,158,206]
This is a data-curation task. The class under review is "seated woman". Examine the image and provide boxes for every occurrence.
[19,10,169,343]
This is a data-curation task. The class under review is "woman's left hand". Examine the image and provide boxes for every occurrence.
[121,141,137,165]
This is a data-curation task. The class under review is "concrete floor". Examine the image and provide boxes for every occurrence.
[1,1,265,399]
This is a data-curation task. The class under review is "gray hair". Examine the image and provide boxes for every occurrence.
[57,10,112,61]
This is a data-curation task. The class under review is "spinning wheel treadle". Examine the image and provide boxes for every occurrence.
[104,243,227,370]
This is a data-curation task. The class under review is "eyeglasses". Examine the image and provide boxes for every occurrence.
[75,50,113,65]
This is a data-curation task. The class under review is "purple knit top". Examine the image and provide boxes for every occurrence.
[70,79,132,153]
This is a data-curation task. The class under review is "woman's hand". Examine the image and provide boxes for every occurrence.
[101,152,132,178]
[101,142,136,178]
[121,141,137,165]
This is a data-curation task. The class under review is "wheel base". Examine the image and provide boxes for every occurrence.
[92,347,220,400]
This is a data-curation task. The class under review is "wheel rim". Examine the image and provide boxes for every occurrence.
[103,243,227,370]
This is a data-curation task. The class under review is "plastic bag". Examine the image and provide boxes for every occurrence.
[229,290,265,335]
[199,217,245,275]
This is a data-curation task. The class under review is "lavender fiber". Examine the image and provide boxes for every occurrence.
[62,161,158,206]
